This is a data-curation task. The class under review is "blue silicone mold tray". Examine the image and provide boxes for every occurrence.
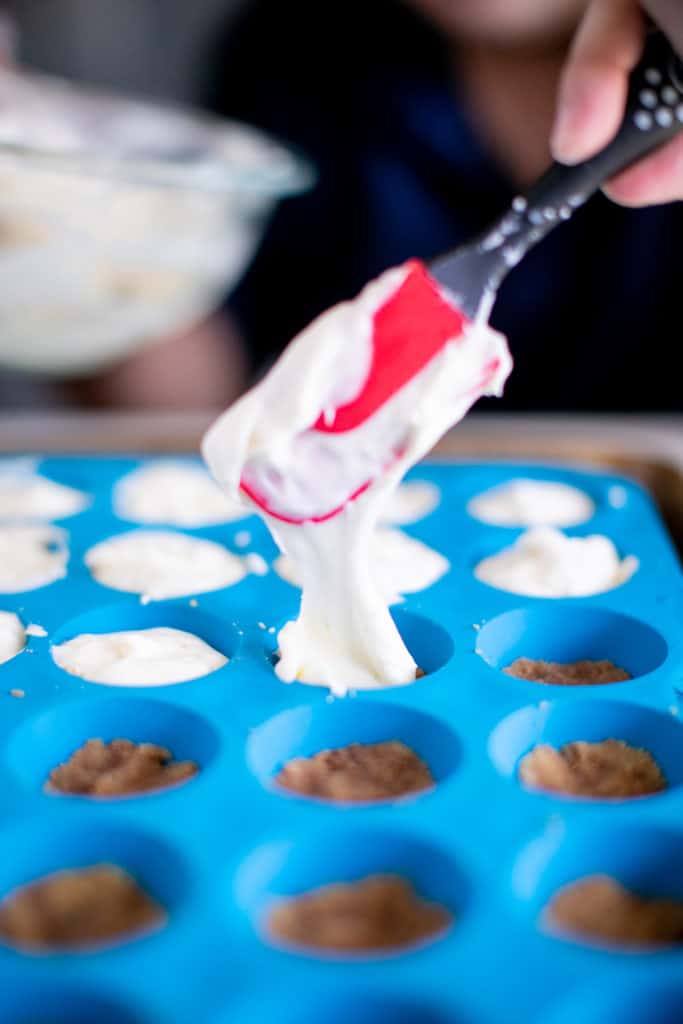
[1,455,683,1024]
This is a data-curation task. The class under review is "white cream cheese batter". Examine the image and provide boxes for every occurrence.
[85,529,249,600]
[274,526,449,604]
[0,610,25,664]
[380,480,440,525]
[0,460,89,521]
[114,460,247,527]
[474,525,638,597]
[203,263,511,693]
[468,478,594,527]
[51,626,227,686]
[0,524,69,593]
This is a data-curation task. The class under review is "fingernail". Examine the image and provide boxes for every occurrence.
[550,100,583,165]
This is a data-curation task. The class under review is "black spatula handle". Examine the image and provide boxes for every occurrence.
[523,31,682,224]
[431,29,682,315]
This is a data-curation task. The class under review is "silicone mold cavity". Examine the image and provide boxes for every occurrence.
[489,698,683,797]
[265,609,454,686]
[543,978,683,1024]
[217,991,459,1024]
[0,820,190,952]
[512,820,683,933]
[5,696,219,797]
[477,606,667,680]
[50,600,239,686]
[234,827,464,957]
[0,982,149,1024]
[247,700,459,801]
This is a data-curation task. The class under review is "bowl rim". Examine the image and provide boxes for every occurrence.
[0,67,315,198]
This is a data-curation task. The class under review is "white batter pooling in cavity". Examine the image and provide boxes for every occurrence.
[85,530,249,601]
[468,478,595,527]
[474,526,638,597]
[380,481,440,525]
[0,524,69,593]
[0,459,89,521]
[114,460,248,528]
[274,527,449,605]
[0,611,25,665]
[51,627,227,686]
[203,264,512,694]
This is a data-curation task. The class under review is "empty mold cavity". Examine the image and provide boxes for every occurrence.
[50,600,238,686]
[266,609,454,684]
[0,983,147,1024]
[512,821,683,943]
[5,696,219,796]
[489,698,683,797]
[543,979,683,1024]
[234,827,463,957]
[0,819,189,948]
[247,701,459,801]
[477,607,666,682]
[219,992,457,1024]
[393,610,454,676]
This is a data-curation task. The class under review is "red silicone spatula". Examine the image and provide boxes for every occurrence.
[311,260,467,434]
[242,30,682,522]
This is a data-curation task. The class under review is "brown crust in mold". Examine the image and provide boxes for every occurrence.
[267,874,451,953]
[519,739,666,799]
[545,874,683,947]
[46,738,198,797]
[276,740,433,802]
[0,865,165,952]
[505,657,631,686]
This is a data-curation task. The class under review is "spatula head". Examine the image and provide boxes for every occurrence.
[312,260,468,434]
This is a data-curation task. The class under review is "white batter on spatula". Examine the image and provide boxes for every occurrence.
[203,264,511,694]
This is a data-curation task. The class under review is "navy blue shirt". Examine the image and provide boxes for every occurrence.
[207,0,682,411]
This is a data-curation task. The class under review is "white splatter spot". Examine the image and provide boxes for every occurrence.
[245,553,269,576]
[25,623,47,638]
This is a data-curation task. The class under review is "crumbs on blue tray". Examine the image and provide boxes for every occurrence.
[0,455,682,1024]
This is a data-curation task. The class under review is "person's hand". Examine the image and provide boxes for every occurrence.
[551,0,683,206]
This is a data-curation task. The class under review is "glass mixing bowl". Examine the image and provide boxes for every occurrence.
[0,68,313,375]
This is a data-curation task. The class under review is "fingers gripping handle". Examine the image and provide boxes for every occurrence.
[519,32,683,239]
[471,29,683,291]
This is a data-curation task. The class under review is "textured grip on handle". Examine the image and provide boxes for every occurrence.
[526,30,683,217]
[472,30,683,289]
